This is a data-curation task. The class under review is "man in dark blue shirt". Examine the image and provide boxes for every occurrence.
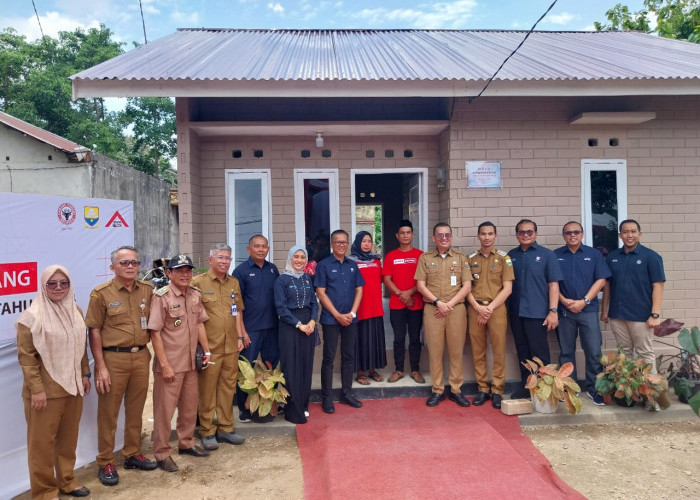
[507,219,563,399]
[232,235,280,422]
[315,229,365,414]
[602,219,665,398]
[555,221,611,405]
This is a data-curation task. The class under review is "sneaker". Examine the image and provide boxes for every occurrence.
[644,400,660,412]
[252,412,275,423]
[216,431,245,445]
[98,463,119,486]
[304,410,310,418]
[124,453,157,470]
[239,409,253,423]
[201,434,219,450]
[510,387,530,400]
[587,390,606,406]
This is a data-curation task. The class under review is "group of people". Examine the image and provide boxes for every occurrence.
[16,217,665,499]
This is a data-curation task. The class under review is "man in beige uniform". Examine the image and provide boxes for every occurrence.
[85,245,156,486]
[191,243,246,450]
[149,254,211,472]
[466,222,514,409]
[415,222,472,407]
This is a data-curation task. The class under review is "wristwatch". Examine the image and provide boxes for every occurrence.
[650,313,660,319]
[350,311,357,319]
[583,297,591,306]
[548,308,557,313]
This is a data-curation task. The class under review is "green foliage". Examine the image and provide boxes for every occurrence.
[596,349,670,407]
[522,357,583,414]
[678,326,700,355]
[595,0,700,43]
[122,97,177,179]
[237,357,289,417]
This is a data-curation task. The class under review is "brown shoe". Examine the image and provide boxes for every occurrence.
[410,371,426,384]
[156,456,179,472]
[387,371,405,383]
[368,370,384,382]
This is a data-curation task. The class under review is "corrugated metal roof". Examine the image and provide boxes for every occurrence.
[72,29,700,83]
[0,111,86,155]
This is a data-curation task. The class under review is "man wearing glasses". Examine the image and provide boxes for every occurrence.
[315,229,365,413]
[191,243,246,450]
[85,246,157,486]
[554,221,611,406]
[415,222,472,408]
[507,220,563,400]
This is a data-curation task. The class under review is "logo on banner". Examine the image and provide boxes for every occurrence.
[106,211,129,228]
[84,206,100,228]
[57,203,76,225]
[0,262,37,297]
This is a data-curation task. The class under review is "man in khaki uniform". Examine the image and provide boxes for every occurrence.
[466,222,514,409]
[190,243,246,450]
[415,222,472,408]
[149,254,211,472]
[86,245,156,486]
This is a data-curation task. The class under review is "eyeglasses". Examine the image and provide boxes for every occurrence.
[47,280,70,290]
[517,230,535,237]
[332,241,349,246]
[213,256,232,261]
[564,230,582,236]
[435,233,452,239]
[118,260,141,267]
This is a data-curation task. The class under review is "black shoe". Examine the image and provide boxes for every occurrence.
[157,456,179,472]
[251,412,275,423]
[510,387,531,400]
[492,394,503,409]
[339,393,363,408]
[124,453,157,471]
[322,399,335,414]
[426,392,446,407]
[67,486,90,497]
[178,446,210,457]
[239,409,253,423]
[448,391,470,407]
[472,391,490,406]
[97,464,119,486]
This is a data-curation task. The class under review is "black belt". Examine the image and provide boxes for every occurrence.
[103,345,146,353]
[476,300,491,306]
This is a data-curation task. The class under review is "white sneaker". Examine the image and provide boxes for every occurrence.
[304,411,310,417]
[644,400,660,411]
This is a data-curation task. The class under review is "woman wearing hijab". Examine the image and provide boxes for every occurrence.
[274,246,318,424]
[16,265,92,499]
[349,231,387,385]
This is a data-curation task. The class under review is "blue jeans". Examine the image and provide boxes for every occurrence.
[236,327,279,412]
[557,311,602,392]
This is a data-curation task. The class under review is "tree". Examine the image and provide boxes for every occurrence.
[595,0,700,43]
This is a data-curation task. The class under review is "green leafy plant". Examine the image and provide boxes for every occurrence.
[596,349,670,408]
[237,357,289,417]
[522,357,583,414]
[656,325,700,416]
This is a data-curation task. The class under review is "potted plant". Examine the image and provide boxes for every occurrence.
[237,357,289,418]
[595,349,670,409]
[655,323,700,416]
[522,357,583,414]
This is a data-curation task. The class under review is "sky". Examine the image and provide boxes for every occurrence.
[3,0,648,45]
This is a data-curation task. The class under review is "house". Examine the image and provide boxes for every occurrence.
[0,110,178,266]
[71,29,700,381]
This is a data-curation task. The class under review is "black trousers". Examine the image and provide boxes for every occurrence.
[509,314,551,387]
[390,308,423,372]
[321,323,357,399]
[279,308,315,424]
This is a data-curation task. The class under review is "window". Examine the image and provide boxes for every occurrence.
[581,160,627,257]
[294,170,339,263]
[225,169,272,266]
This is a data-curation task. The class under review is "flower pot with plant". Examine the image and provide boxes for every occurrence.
[237,357,289,419]
[655,322,700,416]
[522,357,583,415]
[595,349,670,409]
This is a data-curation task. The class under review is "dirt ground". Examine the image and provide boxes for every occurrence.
[16,418,698,499]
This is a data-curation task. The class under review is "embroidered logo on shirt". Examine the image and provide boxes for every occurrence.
[637,260,642,264]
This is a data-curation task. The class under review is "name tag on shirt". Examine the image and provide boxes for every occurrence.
[451,275,457,286]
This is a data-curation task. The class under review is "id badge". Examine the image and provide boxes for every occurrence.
[141,316,147,330]
[450,275,457,286]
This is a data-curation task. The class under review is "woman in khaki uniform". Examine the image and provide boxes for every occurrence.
[16,265,91,499]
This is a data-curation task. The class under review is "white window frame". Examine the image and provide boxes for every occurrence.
[350,168,429,252]
[293,169,340,247]
[225,169,273,268]
[581,159,627,249]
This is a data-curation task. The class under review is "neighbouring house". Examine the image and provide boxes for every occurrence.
[0,110,179,266]
[71,29,700,383]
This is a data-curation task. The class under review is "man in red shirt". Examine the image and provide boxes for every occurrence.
[382,220,425,384]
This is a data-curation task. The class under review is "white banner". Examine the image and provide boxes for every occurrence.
[0,192,133,498]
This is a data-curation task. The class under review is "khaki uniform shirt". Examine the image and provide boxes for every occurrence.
[85,278,153,348]
[467,248,515,303]
[414,248,472,303]
[147,285,209,373]
[190,269,244,354]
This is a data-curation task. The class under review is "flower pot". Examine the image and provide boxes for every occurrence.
[613,396,636,407]
[531,394,558,413]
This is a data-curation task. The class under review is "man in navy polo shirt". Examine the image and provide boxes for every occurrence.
[602,219,665,385]
[315,229,365,414]
[233,234,280,422]
[507,219,563,399]
[555,221,611,405]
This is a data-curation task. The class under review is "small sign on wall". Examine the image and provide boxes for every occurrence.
[466,161,502,188]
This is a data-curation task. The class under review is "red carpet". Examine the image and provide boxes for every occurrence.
[297,397,584,500]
